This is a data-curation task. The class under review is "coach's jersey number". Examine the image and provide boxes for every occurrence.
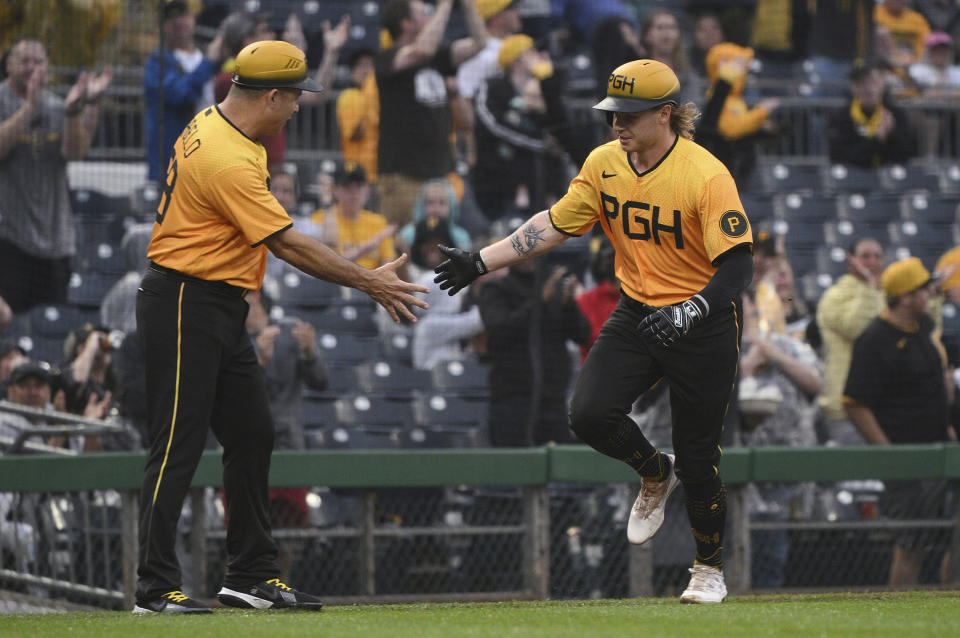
[156,118,203,225]
[601,192,684,249]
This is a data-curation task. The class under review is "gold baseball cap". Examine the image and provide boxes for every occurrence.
[593,59,681,113]
[477,0,515,20]
[881,257,940,297]
[498,34,534,69]
[232,40,323,92]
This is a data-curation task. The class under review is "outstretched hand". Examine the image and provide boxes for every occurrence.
[369,253,429,323]
[433,245,488,296]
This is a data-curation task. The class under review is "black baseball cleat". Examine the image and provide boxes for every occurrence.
[132,590,213,614]
[217,578,324,610]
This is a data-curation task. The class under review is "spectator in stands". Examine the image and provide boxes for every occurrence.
[697,42,781,190]
[915,0,960,44]
[749,0,808,81]
[4,360,112,452]
[310,162,397,270]
[100,223,153,336]
[827,60,916,169]
[0,295,10,335]
[59,323,116,419]
[455,0,522,166]
[245,290,327,453]
[774,255,814,342]
[688,12,724,80]
[337,49,380,183]
[590,14,646,144]
[549,0,633,45]
[477,238,591,446]
[213,11,349,169]
[575,238,618,362]
[0,341,27,396]
[270,172,300,216]
[375,0,487,226]
[843,257,956,586]
[874,23,923,96]
[803,0,874,97]
[398,178,472,265]
[909,31,960,95]
[748,230,787,336]
[875,0,932,68]
[0,38,112,314]
[816,237,886,445]
[641,10,700,102]
[144,0,225,182]
[738,290,821,589]
[472,34,574,221]
[410,217,484,371]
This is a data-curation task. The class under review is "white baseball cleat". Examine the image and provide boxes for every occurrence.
[626,453,680,545]
[680,564,727,603]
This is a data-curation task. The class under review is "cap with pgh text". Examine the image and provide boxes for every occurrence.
[232,40,323,92]
[593,59,680,114]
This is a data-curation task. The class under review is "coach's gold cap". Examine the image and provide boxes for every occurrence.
[881,257,940,297]
[232,40,323,92]
[593,59,680,113]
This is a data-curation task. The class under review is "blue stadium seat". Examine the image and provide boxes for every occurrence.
[826,164,882,193]
[73,240,127,275]
[843,193,904,225]
[70,189,132,218]
[13,334,63,366]
[825,220,893,248]
[780,220,826,250]
[740,193,776,226]
[335,394,415,428]
[881,164,942,193]
[302,396,339,429]
[776,193,838,224]
[311,304,378,336]
[784,247,819,279]
[306,362,358,396]
[315,333,380,364]
[29,304,97,339]
[274,270,342,307]
[67,271,120,308]
[380,332,413,366]
[892,221,958,259]
[765,162,824,193]
[430,358,489,398]
[411,394,487,428]
[354,360,431,397]
[907,194,958,227]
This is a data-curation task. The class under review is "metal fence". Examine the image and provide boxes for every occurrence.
[1,447,958,613]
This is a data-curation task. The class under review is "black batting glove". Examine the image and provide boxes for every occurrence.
[638,295,709,349]
[433,245,488,296]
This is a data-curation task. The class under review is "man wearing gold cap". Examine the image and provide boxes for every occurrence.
[436,59,756,603]
[133,40,428,614]
[843,256,955,586]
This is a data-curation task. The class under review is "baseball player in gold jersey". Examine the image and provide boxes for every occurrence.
[133,40,428,614]
[435,59,754,603]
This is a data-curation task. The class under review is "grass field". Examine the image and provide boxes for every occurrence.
[2,591,958,638]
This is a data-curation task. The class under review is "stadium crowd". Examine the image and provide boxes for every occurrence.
[1,0,959,598]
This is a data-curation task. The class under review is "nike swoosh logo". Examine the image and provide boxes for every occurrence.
[602,171,617,179]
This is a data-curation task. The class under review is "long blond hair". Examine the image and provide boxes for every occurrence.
[670,101,700,139]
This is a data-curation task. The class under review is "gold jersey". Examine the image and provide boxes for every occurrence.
[549,136,752,306]
[147,105,293,289]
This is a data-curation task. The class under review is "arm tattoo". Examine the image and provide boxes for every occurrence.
[510,223,547,257]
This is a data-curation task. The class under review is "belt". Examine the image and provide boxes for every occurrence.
[620,290,656,315]
[148,261,249,298]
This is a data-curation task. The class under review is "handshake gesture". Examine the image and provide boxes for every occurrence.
[433,245,488,296]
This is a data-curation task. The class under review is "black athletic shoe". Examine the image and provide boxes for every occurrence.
[217,578,323,610]
[132,590,213,614]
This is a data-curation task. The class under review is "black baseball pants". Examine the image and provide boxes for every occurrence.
[135,266,280,601]
[569,292,741,486]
